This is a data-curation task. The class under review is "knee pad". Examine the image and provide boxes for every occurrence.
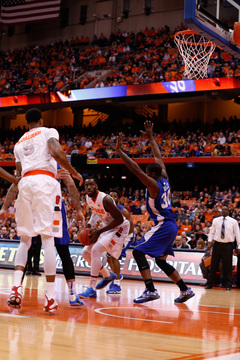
[133,249,149,272]
[155,258,175,276]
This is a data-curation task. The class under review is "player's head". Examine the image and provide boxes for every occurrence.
[25,108,43,126]
[109,189,121,205]
[84,176,98,198]
[146,163,162,179]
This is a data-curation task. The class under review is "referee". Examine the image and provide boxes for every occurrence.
[205,206,240,290]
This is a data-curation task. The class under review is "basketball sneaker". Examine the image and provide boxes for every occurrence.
[106,283,121,294]
[69,295,84,306]
[78,287,97,299]
[174,288,195,303]
[7,285,22,308]
[43,294,59,312]
[96,271,117,290]
[133,288,160,304]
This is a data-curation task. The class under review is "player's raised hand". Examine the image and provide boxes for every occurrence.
[116,133,124,152]
[140,120,154,140]
[76,210,86,228]
[72,172,83,187]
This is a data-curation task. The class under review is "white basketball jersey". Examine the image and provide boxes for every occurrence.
[14,127,59,176]
[87,191,116,226]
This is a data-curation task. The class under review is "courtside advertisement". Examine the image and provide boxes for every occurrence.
[0,241,205,284]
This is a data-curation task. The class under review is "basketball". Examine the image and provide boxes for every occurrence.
[78,228,91,245]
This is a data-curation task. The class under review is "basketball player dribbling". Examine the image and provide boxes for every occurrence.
[78,176,130,298]
[6,108,83,312]
[116,121,195,304]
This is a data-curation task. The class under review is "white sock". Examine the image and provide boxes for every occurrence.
[115,279,120,286]
[13,270,24,288]
[46,282,55,299]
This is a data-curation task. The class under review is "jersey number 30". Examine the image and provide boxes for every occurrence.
[161,189,171,209]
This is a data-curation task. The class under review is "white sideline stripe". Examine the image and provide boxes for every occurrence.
[0,313,28,318]
[94,307,172,324]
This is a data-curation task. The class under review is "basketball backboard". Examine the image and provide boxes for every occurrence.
[184,0,240,58]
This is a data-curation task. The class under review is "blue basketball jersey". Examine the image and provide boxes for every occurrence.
[54,164,70,245]
[135,177,177,257]
[146,178,174,224]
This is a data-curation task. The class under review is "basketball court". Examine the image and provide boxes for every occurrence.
[0,269,240,360]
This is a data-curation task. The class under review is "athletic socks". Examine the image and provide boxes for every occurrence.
[144,279,155,292]
[14,270,24,287]
[46,282,55,299]
[177,279,188,291]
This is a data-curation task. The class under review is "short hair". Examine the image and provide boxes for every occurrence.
[109,189,121,198]
[146,163,162,176]
[84,176,98,184]
[25,108,42,124]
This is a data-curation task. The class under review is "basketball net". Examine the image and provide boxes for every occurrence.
[174,30,216,80]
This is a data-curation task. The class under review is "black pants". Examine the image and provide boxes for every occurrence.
[206,241,233,288]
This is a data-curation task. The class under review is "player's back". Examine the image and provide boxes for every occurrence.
[14,127,58,176]
[146,178,175,224]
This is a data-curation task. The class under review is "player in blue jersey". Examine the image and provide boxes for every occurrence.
[54,166,85,306]
[116,121,195,304]
[105,189,134,294]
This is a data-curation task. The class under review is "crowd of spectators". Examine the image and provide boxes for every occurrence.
[1,183,240,250]
[0,24,240,97]
[1,115,240,161]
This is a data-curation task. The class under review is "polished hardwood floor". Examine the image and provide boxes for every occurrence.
[0,269,240,360]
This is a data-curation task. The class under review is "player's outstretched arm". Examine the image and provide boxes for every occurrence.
[48,138,83,186]
[140,121,168,180]
[116,133,159,198]
[0,167,19,185]
[0,184,18,219]
[61,171,86,228]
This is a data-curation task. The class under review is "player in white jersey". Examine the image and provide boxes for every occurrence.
[6,108,83,312]
[79,176,130,299]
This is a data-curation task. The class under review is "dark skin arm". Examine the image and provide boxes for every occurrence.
[0,167,19,185]
[59,170,85,227]
[140,121,168,180]
[0,184,19,219]
[121,207,134,234]
[89,195,124,244]
[116,133,159,199]
[48,137,83,186]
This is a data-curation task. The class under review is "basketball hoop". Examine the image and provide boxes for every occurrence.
[174,30,216,80]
